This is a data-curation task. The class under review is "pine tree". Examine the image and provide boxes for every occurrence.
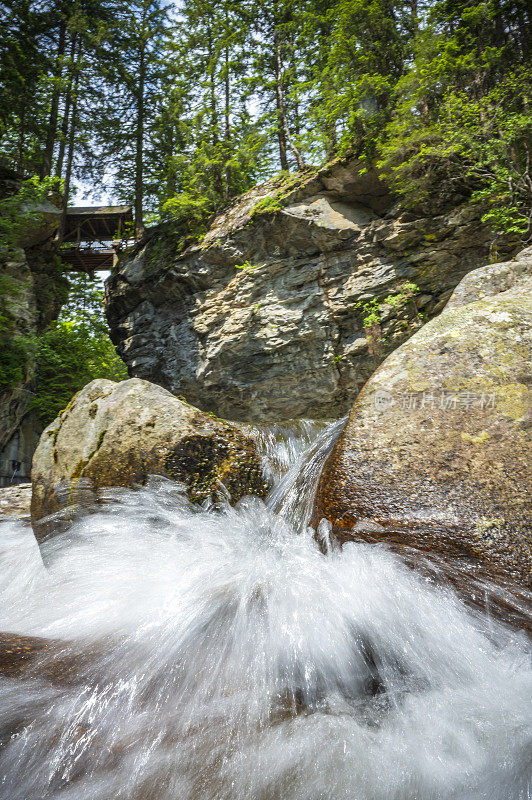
[156,0,266,236]
[1,0,529,251]
[0,0,52,174]
[377,0,532,243]
[247,0,309,171]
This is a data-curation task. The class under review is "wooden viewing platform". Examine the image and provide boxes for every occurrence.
[59,205,133,274]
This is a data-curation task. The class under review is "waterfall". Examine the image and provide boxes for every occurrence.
[0,421,530,800]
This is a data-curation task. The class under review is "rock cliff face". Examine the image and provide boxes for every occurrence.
[0,248,38,469]
[0,170,63,484]
[106,158,506,423]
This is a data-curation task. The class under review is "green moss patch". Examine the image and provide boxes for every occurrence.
[164,433,269,504]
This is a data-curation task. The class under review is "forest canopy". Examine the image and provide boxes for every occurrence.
[1,0,531,244]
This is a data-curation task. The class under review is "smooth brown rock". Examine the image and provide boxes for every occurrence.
[31,378,269,539]
[315,254,532,614]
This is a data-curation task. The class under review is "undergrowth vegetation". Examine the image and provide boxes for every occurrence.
[31,273,128,425]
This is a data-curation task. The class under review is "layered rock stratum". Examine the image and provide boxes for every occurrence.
[106,158,505,422]
[0,168,64,481]
[0,483,31,519]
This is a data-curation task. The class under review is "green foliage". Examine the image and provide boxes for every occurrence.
[308,0,406,158]
[0,331,34,391]
[160,192,212,247]
[250,196,286,216]
[355,282,420,330]
[234,260,256,271]
[0,273,23,320]
[380,69,532,229]
[0,273,34,391]
[0,176,61,255]
[31,273,128,425]
[31,320,127,425]
[377,0,532,245]
[248,169,319,218]
[2,0,530,253]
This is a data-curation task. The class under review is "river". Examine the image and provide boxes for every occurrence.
[0,420,530,799]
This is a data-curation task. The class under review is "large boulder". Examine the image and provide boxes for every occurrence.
[0,167,60,250]
[106,157,512,423]
[31,378,269,539]
[314,250,532,600]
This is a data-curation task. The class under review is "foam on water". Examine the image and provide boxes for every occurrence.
[0,423,530,800]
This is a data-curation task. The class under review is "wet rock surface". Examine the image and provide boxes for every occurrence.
[0,632,91,685]
[0,484,31,520]
[315,251,532,600]
[106,158,504,423]
[31,378,269,539]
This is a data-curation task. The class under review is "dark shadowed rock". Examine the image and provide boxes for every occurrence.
[315,251,532,607]
[31,378,269,540]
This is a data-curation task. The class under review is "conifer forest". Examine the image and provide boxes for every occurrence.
[2,0,531,240]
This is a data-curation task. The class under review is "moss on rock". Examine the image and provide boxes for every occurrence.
[31,378,270,540]
[315,263,532,623]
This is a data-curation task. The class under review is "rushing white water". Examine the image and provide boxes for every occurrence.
[0,422,531,800]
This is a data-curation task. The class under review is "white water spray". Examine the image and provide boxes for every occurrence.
[0,422,530,800]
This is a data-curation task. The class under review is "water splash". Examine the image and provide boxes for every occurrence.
[267,417,346,529]
[0,423,530,800]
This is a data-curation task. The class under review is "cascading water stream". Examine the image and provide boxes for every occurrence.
[0,421,530,800]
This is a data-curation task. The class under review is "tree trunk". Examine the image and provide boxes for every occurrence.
[55,32,78,178]
[324,114,338,161]
[207,23,223,199]
[410,0,418,37]
[41,20,67,178]
[273,29,305,171]
[166,121,176,199]
[223,41,231,201]
[273,29,289,171]
[16,106,25,174]
[57,49,80,244]
[134,44,145,240]
[291,49,301,140]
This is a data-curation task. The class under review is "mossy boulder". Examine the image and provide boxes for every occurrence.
[31,378,269,540]
[315,254,532,609]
